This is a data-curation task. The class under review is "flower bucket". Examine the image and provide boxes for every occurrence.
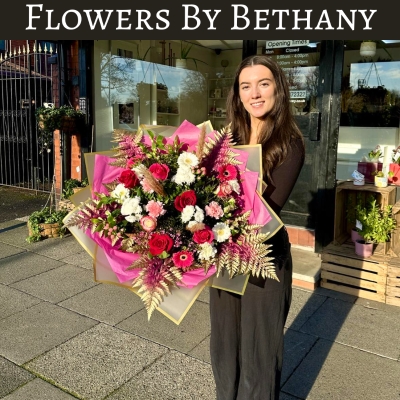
[351,228,363,243]
[374,176,388,188]
[355,239,373,258]
[388,163,400,185]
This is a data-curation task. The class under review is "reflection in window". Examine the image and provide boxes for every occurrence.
[100,54,207,129]
[341,61,400,127]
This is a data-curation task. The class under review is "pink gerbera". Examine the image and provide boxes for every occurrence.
[218,165,237,181]
[172,250,194,268]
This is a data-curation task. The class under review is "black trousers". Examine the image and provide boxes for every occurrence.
[209,227,292,400]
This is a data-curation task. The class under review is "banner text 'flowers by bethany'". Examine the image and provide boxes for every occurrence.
[26,5,377,31]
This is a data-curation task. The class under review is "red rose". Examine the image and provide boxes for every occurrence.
[174,190,197,212]
[149,163,170,180]
[148,233,174,256]
[193,227,214,244]
[119,169,139,188]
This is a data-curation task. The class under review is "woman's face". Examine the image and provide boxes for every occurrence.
[238,64,276,123]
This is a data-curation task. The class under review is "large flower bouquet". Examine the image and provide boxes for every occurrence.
[66,121,279,321]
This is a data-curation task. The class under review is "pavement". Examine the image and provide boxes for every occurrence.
[1,207,400,399]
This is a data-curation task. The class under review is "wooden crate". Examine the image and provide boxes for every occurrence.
[386,259,400,307]
[333,181,396,245]
[321,242,388,302]
[389,200,400,257]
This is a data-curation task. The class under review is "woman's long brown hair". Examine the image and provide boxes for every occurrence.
[226,55,304,182]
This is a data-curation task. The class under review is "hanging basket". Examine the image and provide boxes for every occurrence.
[360,42,376,57]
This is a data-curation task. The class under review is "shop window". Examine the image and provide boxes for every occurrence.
[341,41,400,128]
[337,40,400,181]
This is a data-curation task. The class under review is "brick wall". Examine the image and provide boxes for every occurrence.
[286,226,316,250]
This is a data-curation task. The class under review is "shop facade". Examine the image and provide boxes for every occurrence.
[3,39,400,253]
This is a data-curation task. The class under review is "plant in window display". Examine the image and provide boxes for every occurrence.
[165,41,208,69]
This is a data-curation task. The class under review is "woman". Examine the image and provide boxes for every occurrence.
[209,54,305,399]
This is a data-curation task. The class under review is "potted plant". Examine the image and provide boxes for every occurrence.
[389,145,400,185]
[372,170,388,188]
[354,195,396,257]
[26,207,70,243]
[346,193,364,242]
[62,177,89,199]
[59,178,89,211]
[357,145,383,183]
[166,41,208,69]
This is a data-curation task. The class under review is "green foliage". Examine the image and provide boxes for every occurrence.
[355,195,397,243]
[35,105,86,154]
[35,105,86,134]
[62,178,89,199]
[26,207,69,243]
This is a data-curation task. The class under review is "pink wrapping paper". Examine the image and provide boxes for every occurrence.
[86,120,272,289]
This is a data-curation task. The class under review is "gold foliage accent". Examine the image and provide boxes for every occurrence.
[203,125,241,167]
[196,124,207,160]
[134,164,166,196]
[130,258,183,320]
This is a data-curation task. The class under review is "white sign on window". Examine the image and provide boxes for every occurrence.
[265,40,310,49]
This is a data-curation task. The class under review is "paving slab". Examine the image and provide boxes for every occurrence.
[187,335,211,363]
[282,328,318,386]
[196,285,210,304]
[0,242,27,259]
[107,350,216,400]
[2,378,77,399]
[0,220,27,232]
[0,356,34,397]
[285,288,327,330]
[10,264,98,303]
[0,253,64,285]
[300,297,400,360]
[0,302,98,365]
[59,250,94,270]
[0,285,42,320]
[116,301,211,353]
[0,224,36,248]
[24,323,169,400]
[282,339,400,400]
[25,235,85,260]
[58,283,144,326]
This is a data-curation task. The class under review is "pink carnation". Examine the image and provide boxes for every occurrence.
[172,250,194,268]
[146,200,166,218]
[205,201,224,219]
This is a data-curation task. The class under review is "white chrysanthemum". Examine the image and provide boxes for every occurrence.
[229,179,241,194]
[212,222,231,242]
[181,205,195,223]
[198,242,217,261]
[121,196,142,216]
[194,206,204,223]
[172,166,196,185]
[110,183,130,202]
[125,214,141,223]
[177,152,199,169]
